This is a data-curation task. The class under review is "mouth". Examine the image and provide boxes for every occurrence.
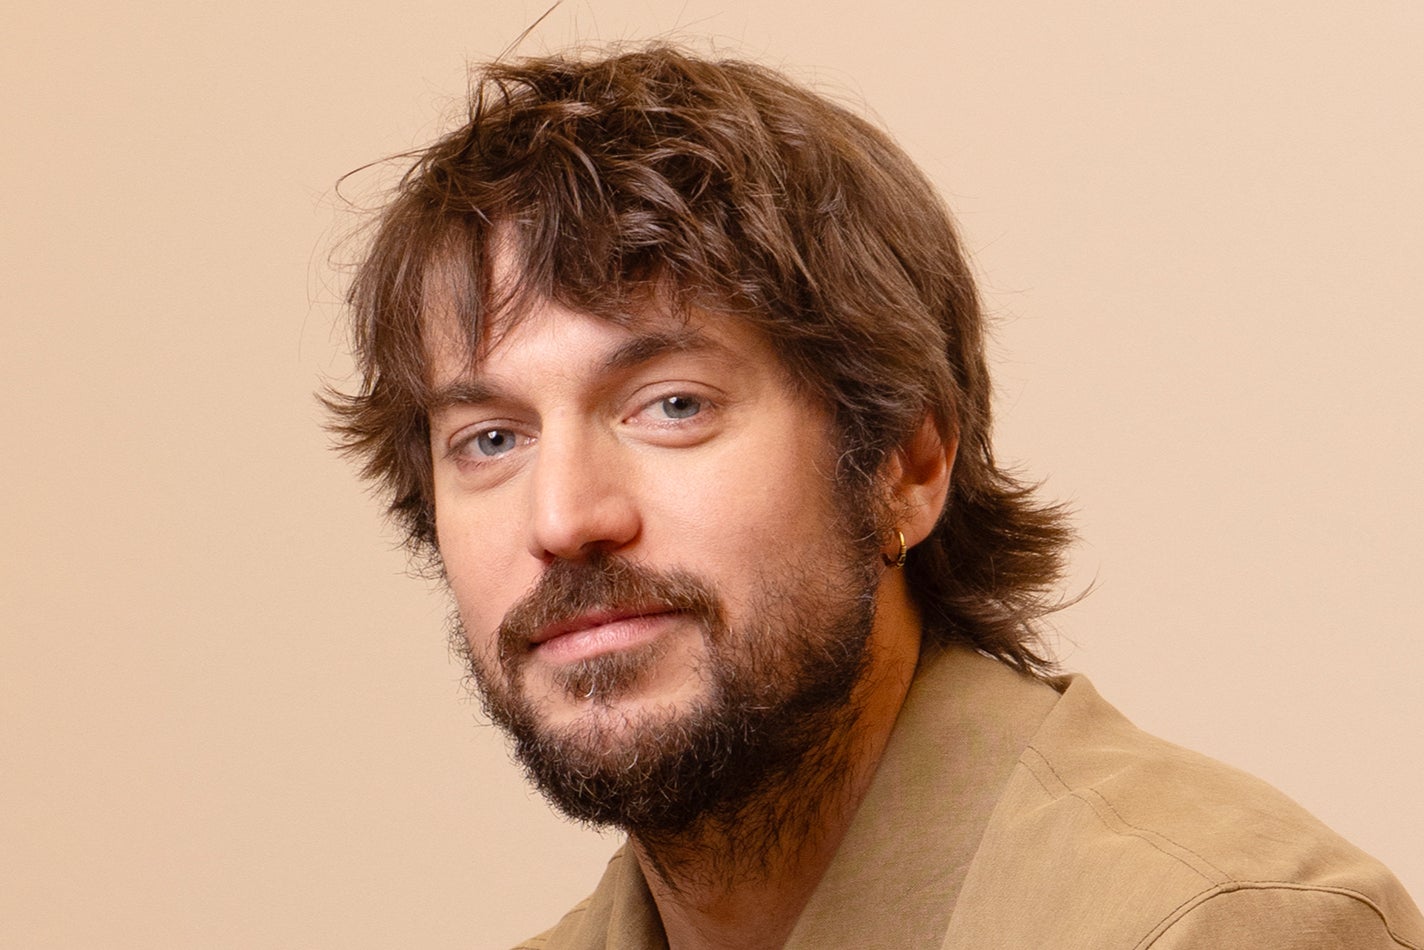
[529,607,681,665]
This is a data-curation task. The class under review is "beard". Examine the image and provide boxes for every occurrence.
[452,534,883,843]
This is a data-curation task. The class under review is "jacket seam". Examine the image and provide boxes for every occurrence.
[1134,881,1424,950]
[1020,744,1229,884]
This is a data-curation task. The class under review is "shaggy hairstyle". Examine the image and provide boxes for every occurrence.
[328,45,1072,674]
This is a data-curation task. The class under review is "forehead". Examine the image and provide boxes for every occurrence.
[422,290,777,394]
[418,238,785,393]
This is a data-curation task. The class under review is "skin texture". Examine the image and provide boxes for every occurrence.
[430,301,848,735]
[427,247,955,950]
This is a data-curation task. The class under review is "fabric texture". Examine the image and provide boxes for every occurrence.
[514,647,1424,949]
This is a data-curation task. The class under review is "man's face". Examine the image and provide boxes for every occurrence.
[427,281,888,833]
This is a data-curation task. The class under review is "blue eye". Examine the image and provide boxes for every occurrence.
[473,429,518,457]
[660,395,702,419]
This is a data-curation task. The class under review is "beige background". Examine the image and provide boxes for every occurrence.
[4,2,1421,947]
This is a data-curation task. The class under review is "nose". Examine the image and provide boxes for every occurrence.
[525,424,640,562]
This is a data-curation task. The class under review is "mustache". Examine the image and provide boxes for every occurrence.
[496,554,723,664]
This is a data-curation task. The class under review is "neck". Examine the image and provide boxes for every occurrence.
[632,630,920,950]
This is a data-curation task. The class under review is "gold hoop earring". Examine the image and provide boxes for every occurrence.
[882,529,907,569]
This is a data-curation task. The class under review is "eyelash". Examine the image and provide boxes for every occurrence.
[446,390,714,470]
[642,393,705,422]
[445,426,526,470]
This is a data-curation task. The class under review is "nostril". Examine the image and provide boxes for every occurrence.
[526,465,642,563]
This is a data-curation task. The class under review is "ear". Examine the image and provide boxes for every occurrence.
[883,414,957,551]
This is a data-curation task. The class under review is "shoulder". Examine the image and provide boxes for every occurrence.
[946,675,1424,949]
[510,895,594,950]
[509,846,665,950]
[1145,883,1423,948]
[507,848,617,950]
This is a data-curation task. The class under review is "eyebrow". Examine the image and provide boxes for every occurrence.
[601,326,715,372]
[426,325,720,412]
[426,379,498,411]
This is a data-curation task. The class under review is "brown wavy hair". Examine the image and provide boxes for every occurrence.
[327,45,1072,674]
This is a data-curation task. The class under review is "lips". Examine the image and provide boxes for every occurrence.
[529,607,680,664]
[532,606,673,644]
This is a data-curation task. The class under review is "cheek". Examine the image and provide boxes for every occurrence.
[647,434,835,589]
[649,450,777,534]
[435,496,531,645]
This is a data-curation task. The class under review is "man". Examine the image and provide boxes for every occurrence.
[330,46,1423,949]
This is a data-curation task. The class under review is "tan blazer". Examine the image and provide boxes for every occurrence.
[517,647,1424,949]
